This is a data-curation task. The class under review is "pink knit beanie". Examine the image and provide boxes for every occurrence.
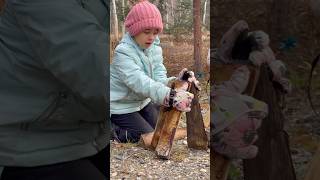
[125,0,163,36]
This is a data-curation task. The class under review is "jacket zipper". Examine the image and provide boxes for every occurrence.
[149,56,153,78]
[144,49,153,78]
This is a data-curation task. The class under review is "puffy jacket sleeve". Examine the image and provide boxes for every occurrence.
[10,0,108,119]
[152,45,176,85]
[113,45,170,105]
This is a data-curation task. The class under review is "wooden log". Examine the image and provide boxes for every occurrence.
[243,65,296,180]
[150,106,168,150]
[201,103,210,128]
[211,151,231,180]
[139,132,155,149]
[304,146,320,180]
[186,82,208,149]
[154,108,182,159]
[150,80,187,159]
[150,77,209,158]
[139,128,187,149]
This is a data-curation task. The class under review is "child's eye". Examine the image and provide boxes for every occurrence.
[143,29,159,35]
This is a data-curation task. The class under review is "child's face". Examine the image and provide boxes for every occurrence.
[134,28,159,49]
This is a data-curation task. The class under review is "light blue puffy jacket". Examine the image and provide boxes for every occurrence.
[110,33,174,114]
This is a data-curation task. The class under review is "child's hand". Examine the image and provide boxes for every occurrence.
[249,30,270,49]
[213,115,262,159]
[172,90,194,112]
[249,47,276,66]
[177,68,201,90]
[177,68,188,80]
[163,89,194,112]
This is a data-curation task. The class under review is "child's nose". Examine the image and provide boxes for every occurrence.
[148,35,155,40]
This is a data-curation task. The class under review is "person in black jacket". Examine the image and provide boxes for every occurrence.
[0,0,109,179]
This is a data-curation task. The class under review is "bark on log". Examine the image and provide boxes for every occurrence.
[150,80,209,159]
[139,128,187,149]
[186,82,208,149]
[154,108,182,159]
[150,106,168,150]
[150,80,186,159]
[211,151,231,180]
[243,65,296,180]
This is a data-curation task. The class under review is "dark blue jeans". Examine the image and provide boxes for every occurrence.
[111,102,160,143]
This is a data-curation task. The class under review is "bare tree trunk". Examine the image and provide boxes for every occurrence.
[267,0,291,42]
[202,0,208,25]
[112,0,119,41]
[165,1,169,30]
[193,0,203,78]
[121,0,125,36]
[170,0,174,26]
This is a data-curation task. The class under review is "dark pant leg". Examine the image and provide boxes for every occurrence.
[87,144,110,178]
[111,111,154,143]
[1,159,106,180]
[138,102,160,129]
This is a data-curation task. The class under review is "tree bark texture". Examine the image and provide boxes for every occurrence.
[186,83,208,150]
[243,65,296,180]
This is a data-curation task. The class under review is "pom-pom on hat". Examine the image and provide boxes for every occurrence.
[125,0,163,36]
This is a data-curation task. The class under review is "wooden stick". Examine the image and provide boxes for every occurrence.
[211,151,231,180]
[139,128,187,149]
[150,80,187,159]
[155,108,182,159]
[150,106,167,150]
[243,65,296,180]
[186,82,208,149]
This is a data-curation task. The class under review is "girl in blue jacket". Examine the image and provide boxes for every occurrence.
[110,0,194,143]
